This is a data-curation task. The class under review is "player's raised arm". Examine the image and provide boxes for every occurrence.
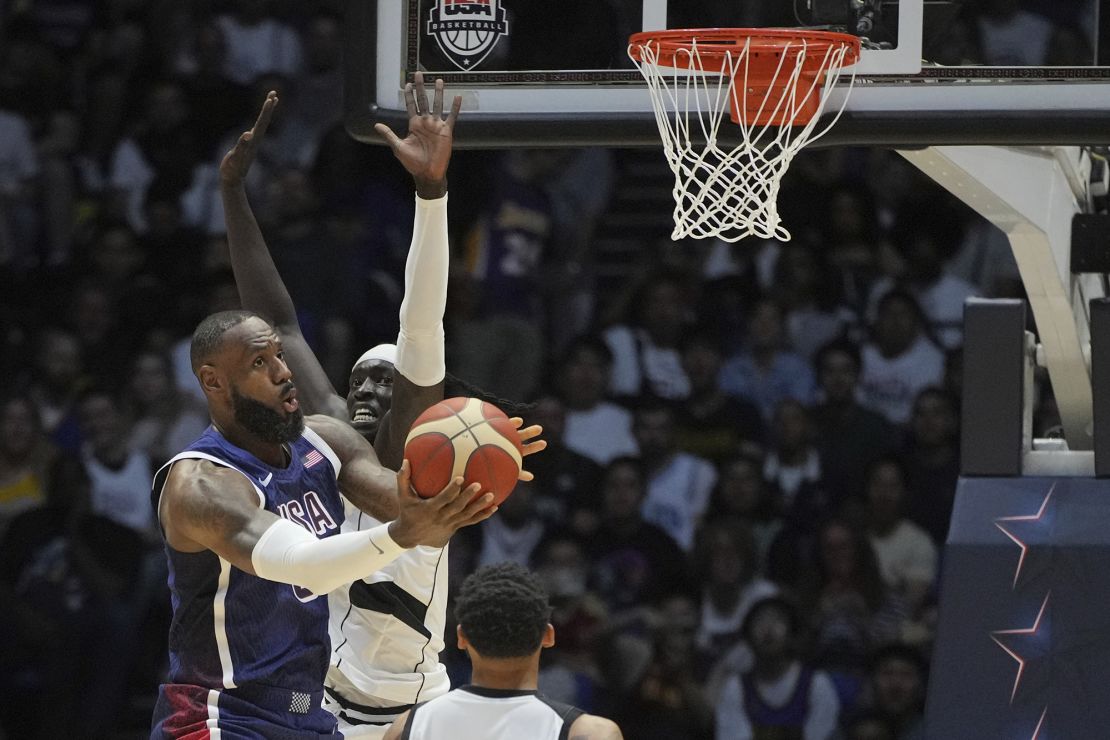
[372,72,460,469]
[219,91,348,422]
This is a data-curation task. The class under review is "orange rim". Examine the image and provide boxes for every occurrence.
[629,28,861,126]
[628,28,861,69]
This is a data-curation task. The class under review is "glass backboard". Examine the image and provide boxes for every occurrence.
[345,0,1108,148]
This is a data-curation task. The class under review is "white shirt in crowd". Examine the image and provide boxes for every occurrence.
[715,663,840,740]
[216,14,304,85]
[563,402,639,466]
[642,452,716,551]
[697,579,780,654]
[82,448,155,536]
[870,520,939,593]
[858,336,945,426]
[603,325,690,400]
[868,275,979,350]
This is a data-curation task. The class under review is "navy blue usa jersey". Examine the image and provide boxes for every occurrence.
[151,424,345,694]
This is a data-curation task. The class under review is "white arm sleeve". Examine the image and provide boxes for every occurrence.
[394,194,448,387]
[251,517,408,595]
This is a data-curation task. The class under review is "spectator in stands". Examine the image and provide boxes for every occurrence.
[0,395,57,537]
[604,272,693,401]
[901,387,961,544]
[0,504,147,738]
[720,296,817,420]
[813,339,900,508]
[532,532,610,712]
[868,207,977,349]
[866,644,927,740]
[589,457,689,613]
[454,150,561,400]
[177,20,251,159]
[53,389,156,541]
[108,79,200,232]
[475,481,547,568]
[27,328,86,442]
[802,520,907,710]
[524,395,602,525]
[715,596,841,740]
[694,518,778,659]
[35,107,80,266]
[66,281,131,387]
[710,454,783,568]
[140,179,207,284]
[775,242,853,361]
[123,349,208,466]
[216,0,304,85]
[763,399,827,520]
[634,402,716,552]
[557,336,639,466]
[617,594,714,740]
[674,332,765,464]
[864,458,938,623]
[292,11,344,142]
[820,179,885,316]
[859,290,945,426]
[0,105,40,269]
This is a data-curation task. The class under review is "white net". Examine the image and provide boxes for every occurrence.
[629,34,858,242]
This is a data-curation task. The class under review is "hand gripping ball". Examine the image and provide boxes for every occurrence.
[403,397,523,505]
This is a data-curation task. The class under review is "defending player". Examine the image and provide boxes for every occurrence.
[382,562,623,740]
[220,74,545,736]
[149,310,496,739]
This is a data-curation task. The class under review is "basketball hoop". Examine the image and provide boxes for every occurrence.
[628,29,861,242]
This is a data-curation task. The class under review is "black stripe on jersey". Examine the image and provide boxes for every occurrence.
[412,546,446,704]
[326,685,414,716]
[332,508,363,667]
[348,580,432,639]
[536,694,585,740]
[338,711,392,727]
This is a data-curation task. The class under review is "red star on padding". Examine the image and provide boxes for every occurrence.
[994,484,1055,588]
[991,591,1050,703]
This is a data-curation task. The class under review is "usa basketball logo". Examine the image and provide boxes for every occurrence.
[427,0,508,71]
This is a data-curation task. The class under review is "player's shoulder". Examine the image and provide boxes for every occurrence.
[306,413,358,447]
[566,713,623,740]
[164,457,250,496]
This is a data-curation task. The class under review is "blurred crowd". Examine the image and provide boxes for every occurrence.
[0,0,1093,738]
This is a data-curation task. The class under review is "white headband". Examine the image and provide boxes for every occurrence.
[353,343,397,371]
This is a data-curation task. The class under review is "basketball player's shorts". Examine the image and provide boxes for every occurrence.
[151,682,343,739]
[322,666,414,739]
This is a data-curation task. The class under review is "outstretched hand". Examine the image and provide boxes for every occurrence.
[374,71,461,196]
[389,461,496,549]
[509,417,547,482]
[220,90,277,188]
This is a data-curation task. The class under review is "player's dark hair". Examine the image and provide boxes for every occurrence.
[443,372,536,418]
[190,310,265,374]
[455,562,552,659]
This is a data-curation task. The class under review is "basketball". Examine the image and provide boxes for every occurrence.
[404,397,523,505]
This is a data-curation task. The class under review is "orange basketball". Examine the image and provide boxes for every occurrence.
[404,397,523,505]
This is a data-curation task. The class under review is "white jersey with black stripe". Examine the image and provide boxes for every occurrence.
[400,686,584,740]
[326,495,450,722]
